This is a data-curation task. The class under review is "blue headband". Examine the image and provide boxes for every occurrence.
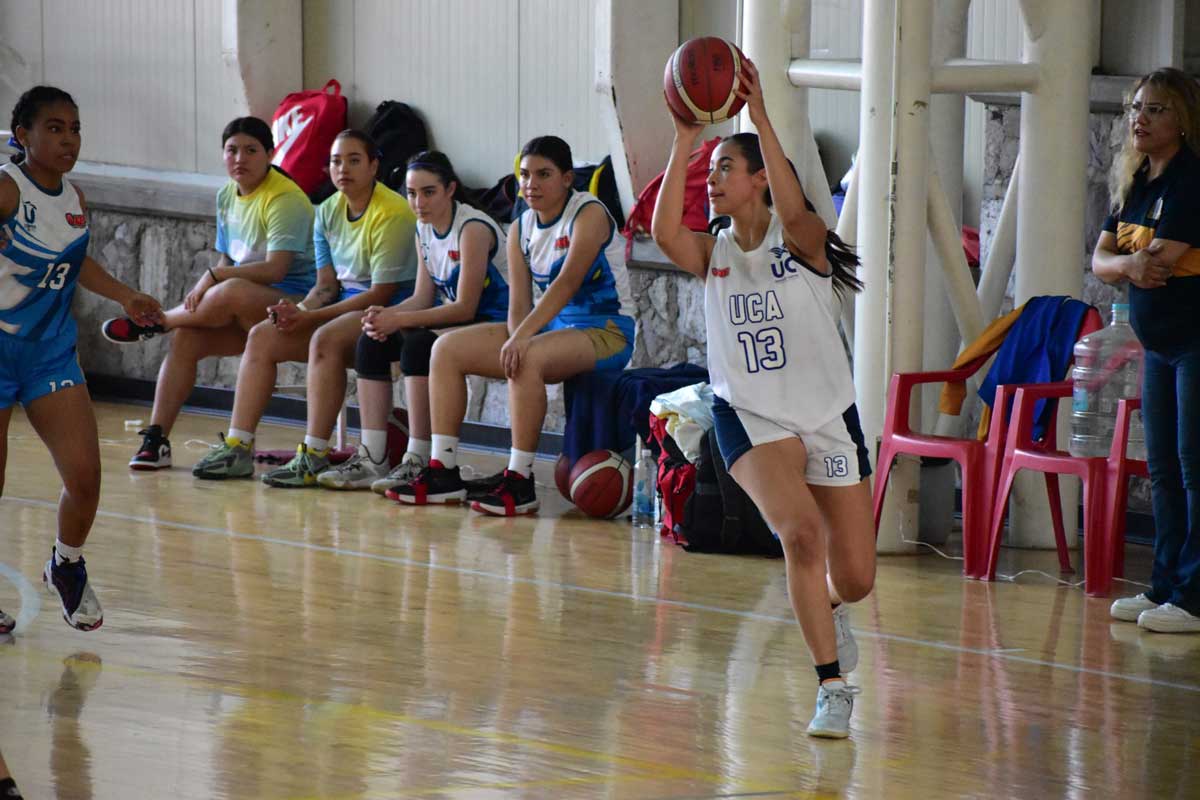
[6,135,22,151]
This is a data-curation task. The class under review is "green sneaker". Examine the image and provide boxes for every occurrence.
[192,434,254,479]
[261,443,331,488]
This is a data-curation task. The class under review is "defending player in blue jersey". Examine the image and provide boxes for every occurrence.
[388,136,635,516]
[652,60,874,739]
[318,151,510,492]
[0,86,163,634]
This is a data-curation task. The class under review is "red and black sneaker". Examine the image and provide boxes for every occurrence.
[101,316,166,344]
[471,470,539,516]
[464,470,505,502]
[129,425,172,470]
[386,460,467,505]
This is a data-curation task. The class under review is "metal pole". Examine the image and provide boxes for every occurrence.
[836,163,860,349]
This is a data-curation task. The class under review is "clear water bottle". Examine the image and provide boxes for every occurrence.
[1069,303,1144,457]
[632,438,657,527]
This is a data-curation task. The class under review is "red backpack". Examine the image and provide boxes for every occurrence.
[270,79,348,198]
[623,137,720,240]
[648,413,696,545]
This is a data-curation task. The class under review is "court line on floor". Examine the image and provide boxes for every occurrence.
[9,495,1200,695]
[0,560,41,633]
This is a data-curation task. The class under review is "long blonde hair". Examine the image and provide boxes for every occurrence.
[1108,68,1200,211]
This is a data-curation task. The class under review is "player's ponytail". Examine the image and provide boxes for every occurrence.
[9,86,77,165]
[722,132,863,298]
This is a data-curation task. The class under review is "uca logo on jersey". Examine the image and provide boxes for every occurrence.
[21,200,36,230]
[64,212,86,228]
[768,246,803,281]
[711,265,731,278]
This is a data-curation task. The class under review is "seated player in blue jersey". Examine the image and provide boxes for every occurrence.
[317,151,510,491]
[0,86,162,634]
[100,117,318,471]
[652,61,873,739]
[191,129,418,486]
[389,136,634,515]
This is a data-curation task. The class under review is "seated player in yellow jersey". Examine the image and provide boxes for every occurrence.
[101,117,318,472]
[191,129,418,484]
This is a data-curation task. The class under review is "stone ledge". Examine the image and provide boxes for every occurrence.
[69,162,225,220]
[969,73,1140,112]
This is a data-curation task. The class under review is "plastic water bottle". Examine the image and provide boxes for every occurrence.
[632,439,657,527]
[1069,303,1144,457]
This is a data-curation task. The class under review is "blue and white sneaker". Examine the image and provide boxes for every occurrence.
[43,552,104,632]
[833,604,858,673]
[806,680,861,739]
[0,607,14,634]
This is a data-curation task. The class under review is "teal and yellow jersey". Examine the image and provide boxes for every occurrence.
[314,183,418,300]
[215,168,317,295]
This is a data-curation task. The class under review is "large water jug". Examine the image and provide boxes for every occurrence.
[1069,303,1144,458]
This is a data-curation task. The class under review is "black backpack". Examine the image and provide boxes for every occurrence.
[681,430,783,557]
[366,101,430,190]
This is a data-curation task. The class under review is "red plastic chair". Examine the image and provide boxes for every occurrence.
[985,386,1144,595]
[873,356,1019,579]
[1106,397,1149,579]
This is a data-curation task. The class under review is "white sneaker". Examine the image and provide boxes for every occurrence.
[43,553,104,632]
[833,604,858,673]
[806,680,861,739]
[1111,593,1159,622]
[371,452,428,495]
[318,445,390,490]
[1137,603,1200,634]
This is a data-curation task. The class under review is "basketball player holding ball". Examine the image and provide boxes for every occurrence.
[652,54,875,739]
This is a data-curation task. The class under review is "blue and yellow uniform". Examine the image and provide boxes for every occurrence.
[314,183,418,302]
[0,162,89,406]
[516,190,634,370]
[417,201,508,321]
[214,167,317,296]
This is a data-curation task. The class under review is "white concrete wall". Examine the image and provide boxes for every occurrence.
[304,0,616,188]
[0,0,300,176]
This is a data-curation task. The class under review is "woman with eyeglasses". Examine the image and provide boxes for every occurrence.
[1098,68,1200,634]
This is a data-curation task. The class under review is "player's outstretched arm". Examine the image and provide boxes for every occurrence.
[652,107,715,279]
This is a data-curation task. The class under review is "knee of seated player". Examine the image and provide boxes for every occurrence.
[242,319,283,361]
[399,329,437,377]
[355,333,395,381]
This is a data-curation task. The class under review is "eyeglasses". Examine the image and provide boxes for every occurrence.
[1124,102,1172,119]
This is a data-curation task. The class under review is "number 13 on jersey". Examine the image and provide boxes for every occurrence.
[37,262,71,290]
[737,327,786,373]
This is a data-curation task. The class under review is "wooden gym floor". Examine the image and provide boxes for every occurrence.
[1,401,1198,799]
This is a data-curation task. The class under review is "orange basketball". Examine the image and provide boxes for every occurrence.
[554,453,573,501]
[664,36,747,124]
[569,450,633,519]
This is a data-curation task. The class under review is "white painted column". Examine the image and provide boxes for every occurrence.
[222,0,303,121]
[740,0,836,228]
[855,0,915,552]
[1009,0,1092,548]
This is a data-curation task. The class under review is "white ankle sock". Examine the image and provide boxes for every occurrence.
[304,435,330,453]
[407,437,432,460]
[508,448,536,477]
[431,434,459,468]
[54,540,83,564]
[228,427,255,445]
[361,429,388,462]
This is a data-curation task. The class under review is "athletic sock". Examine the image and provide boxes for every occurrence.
[304,435,330,453]
[431,435,459,469]
[361,429,388,462]
[815,660,842,684]
[507,448,537,478]
[54,540,83,565]
[227,427,255,446]
[407,437,432,461]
